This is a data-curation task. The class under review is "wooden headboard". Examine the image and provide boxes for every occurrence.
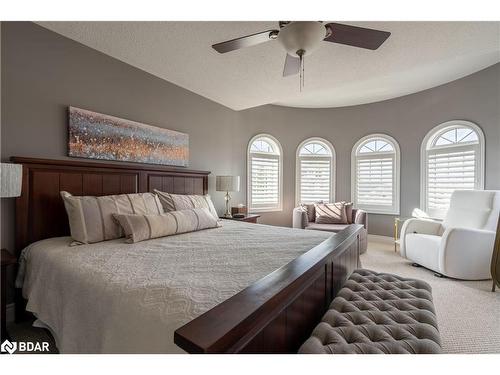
[11,157,210,254]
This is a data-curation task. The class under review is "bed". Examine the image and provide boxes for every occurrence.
[12,156,362,353]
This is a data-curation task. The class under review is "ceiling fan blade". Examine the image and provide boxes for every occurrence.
[283,54,300,77]
[324,23,390,50]
[212,30,278,54]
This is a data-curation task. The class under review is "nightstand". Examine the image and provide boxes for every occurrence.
[1,249,17,341]
[220,214,260,224]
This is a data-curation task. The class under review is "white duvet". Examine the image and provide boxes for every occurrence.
[16,220,331,353]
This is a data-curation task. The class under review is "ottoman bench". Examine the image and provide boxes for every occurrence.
[299,269,442,354]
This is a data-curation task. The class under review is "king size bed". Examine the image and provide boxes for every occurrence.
[12,157,362,354]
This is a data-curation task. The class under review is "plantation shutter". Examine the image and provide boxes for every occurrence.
[250,152,280,210]
[426,144,478,215]
[299,156,331,203]
[356,154,394,208]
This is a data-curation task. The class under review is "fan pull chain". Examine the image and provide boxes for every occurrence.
[301,56,306,91]
[299,53,305,91]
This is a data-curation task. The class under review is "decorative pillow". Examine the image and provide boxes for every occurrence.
[315,202,348,224]
[113,208,221,243]
[60,191,163,245]
[300,201,326,222]
[154,190,218,220]
[301,203,317,223]
[344,202,353,224]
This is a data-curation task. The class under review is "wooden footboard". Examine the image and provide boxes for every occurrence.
[174,224,362,353]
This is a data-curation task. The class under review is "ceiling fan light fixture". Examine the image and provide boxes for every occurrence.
[211,21,391,92]
[277,21,326,57]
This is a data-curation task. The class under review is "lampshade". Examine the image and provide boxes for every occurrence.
[216,175,240,192]
[1,163,23,198]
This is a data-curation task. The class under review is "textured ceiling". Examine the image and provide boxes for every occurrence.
[37,21,500,111]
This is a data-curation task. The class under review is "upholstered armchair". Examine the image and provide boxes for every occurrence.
[400,190,500,280]
[293,204,368,254]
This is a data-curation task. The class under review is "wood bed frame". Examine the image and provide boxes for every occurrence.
[12,156,209,253]
[12,156,362,354]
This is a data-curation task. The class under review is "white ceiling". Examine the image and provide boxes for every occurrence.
[37,21,500,111]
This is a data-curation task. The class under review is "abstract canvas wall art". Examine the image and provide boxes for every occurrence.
[68,107,189,167]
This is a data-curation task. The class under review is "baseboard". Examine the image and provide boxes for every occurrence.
[6,303,15,324]
[368,234,394,244]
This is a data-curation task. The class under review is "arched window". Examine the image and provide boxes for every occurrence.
[351,134,400,214]
[247,134,283,212]
[296,138,335,204]
[421,120,485,218]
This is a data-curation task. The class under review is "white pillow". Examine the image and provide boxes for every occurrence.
[60,191,163,245]
[113,208,221,243]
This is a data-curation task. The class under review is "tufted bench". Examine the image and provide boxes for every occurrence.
[299,269,442,354]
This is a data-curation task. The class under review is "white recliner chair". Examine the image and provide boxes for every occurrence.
[400,190,500,280]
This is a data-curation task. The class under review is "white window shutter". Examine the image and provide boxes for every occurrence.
[356,155,394,207]
[299,157,331,203]
[426,145,477,215]
[421,122,484,219]
[352,134,400,215]
[250,153,279,209]
[296,139,335,205]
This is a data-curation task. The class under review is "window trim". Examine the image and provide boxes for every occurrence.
[420,120,485,218]
[247,133,283,213]
[351,133,401,215]
[295,137,336,206]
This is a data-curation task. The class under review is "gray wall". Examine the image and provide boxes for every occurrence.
[1,22,238,253]
[1,21,499,258]
[231,63,500,234]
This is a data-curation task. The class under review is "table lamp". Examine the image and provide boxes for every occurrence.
[1,163,22,198]
[216,176,240,218]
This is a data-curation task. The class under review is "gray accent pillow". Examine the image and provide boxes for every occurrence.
[154,190,219,220]
[301,203,317,223]
[60,191,164,245]
[113,208,221,243]
[344,202,353,224]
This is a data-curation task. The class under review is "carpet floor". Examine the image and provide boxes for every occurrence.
[8,237,500,354]
[361,236,500,354]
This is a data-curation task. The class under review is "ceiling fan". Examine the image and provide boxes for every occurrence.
[212,21,390,88]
